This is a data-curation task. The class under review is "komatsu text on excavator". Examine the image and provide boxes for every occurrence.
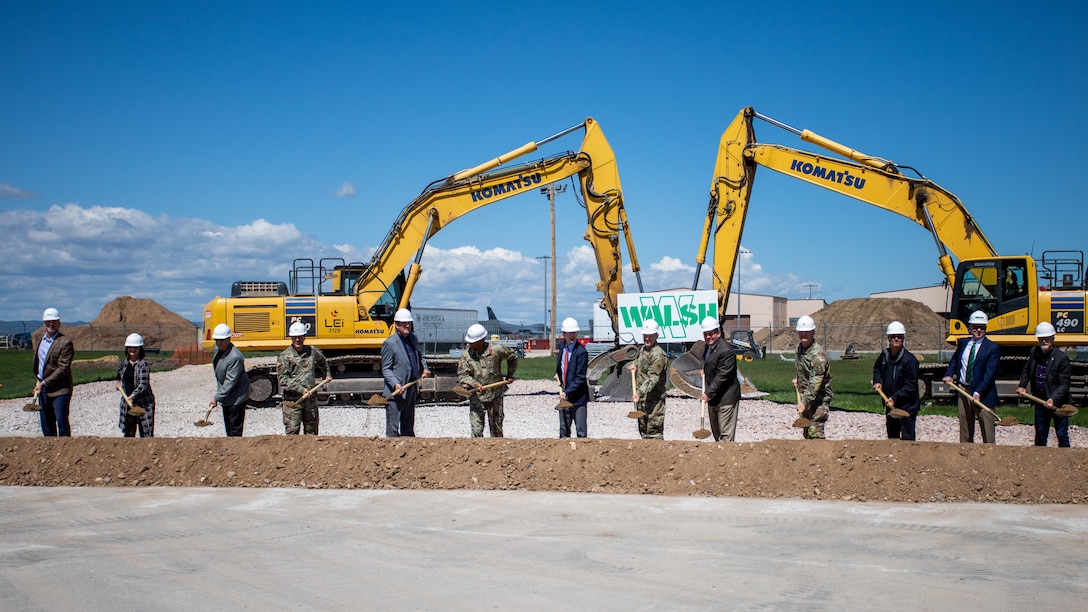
[674,106,1087,400]
[202,118,642,405]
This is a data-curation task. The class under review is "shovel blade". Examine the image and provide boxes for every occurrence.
[367,394,388,406]
[888,408,910,419]
[452,386,474,398]
[193,420,212,427]
[23,403,42,412]
[997,417,1019,427]
[282,400,300,409]
[627,410,645,419]
[692,429,711,440]
[792,417,811,429]
[1055,405,1079,418]
[127,406,147,417]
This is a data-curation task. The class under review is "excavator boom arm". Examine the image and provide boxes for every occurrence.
[700,106,999,317]
[356,118,635,340]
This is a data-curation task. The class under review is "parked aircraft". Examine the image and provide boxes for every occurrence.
[481,306,546,337]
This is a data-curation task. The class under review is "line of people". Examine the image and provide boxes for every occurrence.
[25,306,1076,447]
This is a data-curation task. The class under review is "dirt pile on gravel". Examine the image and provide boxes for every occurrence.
[760,297,947,352]
[1,436,1085,504]
[40,297,198,352]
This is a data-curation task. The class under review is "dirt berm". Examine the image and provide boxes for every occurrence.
[2,437,1085,504]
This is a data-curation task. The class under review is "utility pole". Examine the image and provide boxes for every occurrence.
[803,282,818,300]
[542,183,566,354]
[736,248,750,330]
[536,255,551,352]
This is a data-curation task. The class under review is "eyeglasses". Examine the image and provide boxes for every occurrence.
[968,325,986,331]
[888,335,904,340]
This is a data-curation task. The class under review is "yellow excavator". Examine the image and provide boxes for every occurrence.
[671,106,1087,400]
[202,118,643,405]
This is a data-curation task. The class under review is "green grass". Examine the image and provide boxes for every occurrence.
[516,355,1084,427]
[0,351,180,400]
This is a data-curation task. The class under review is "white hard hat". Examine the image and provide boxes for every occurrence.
[561,317,580,333]
[394,308,414,323]
[42,308,60,321]
[700,316,720,333]
[212,323,232,340]
[465,323,488,343]
[124,333,144,347]
[968,311,988,325]
[796,315,816,332]
[288,321,308,337]
[886,321,906,336]
[1035,321,1056,338]
[642,320,660,336]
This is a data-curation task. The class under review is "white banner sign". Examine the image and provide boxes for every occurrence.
[594,290,718,343]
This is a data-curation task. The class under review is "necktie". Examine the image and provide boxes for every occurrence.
[965,342,977,385]
[562,347,571,385]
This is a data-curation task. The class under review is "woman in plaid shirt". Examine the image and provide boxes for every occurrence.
[116,333,156,437]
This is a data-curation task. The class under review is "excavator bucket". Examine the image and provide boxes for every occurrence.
[588,345,640,402]
[668,341,765,399]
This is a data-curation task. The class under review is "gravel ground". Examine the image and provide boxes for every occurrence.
[2,360,1084,447]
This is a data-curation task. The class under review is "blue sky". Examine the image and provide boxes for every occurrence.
[2,1,1086,328]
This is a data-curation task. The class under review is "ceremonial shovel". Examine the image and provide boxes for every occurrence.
[554,376,572,410]
[283,377,332,409]
[453,380,509,397]
[792,385,811,429]
[194,404,216,427]
[1019,390,1079,418]
[876,387,911,419]
[119,387,147,417]
[692,372,711,439]
[367,380,418,406]
[22,390,41,412]
[627,368,645,419]
[948,381,1018,426]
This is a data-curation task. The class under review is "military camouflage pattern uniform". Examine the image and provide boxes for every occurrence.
[277,344,328,435]
[632,343,669,439]
[457,342,518,437]
[796,340,833,439]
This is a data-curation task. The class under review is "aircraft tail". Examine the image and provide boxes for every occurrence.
[486,306,498,320]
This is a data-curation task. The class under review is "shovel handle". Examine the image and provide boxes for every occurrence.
[299,377,333,401]
[875,387,893,406]
[948,381,1000,418]
[390,379,419,398]
[1018,390,1051,408]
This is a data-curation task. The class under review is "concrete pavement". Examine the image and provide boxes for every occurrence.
[1,487,1086,610]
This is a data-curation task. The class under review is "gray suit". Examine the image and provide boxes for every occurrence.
[213,344,251,436]
[381,332,428,437]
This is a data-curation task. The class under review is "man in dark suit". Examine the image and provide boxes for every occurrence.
[32,307,75,437]
[943,310,1001,443]
[555,317,589,438]
[381,308,430,437]
[700,317,740,441]
[1017,322,1073,447]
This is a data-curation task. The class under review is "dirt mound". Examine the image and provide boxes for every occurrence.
[1,437,1085,504]
[760,297,946,353]
[40,297,198,352]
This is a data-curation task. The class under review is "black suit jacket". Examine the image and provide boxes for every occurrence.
[1018,346,1072,405]
[555,340,590,406]
[703,340,740,407]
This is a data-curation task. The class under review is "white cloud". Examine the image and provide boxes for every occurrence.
[335,182,355,198]
[0,204,825,327]
[0,183,34,200]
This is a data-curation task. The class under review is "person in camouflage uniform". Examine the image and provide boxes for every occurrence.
[793,315,833,439]
[458,324,518,437]
[277,321,330,435]
[627,321,668,439]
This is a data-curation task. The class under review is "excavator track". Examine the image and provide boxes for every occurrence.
[244,354,465,407]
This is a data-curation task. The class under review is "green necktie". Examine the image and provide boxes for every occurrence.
[965,342,977,385]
